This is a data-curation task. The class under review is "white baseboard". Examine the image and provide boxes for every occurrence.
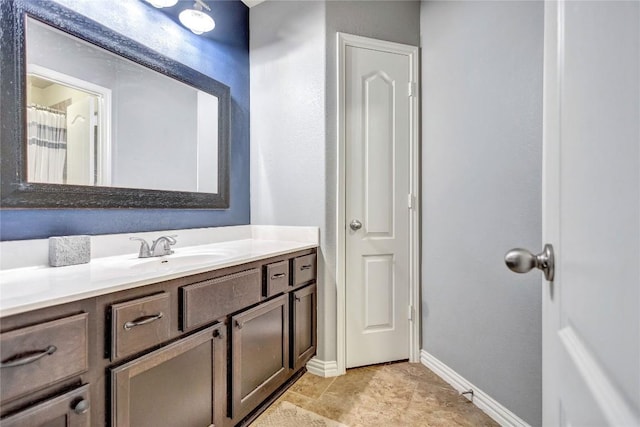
[306,358,340,377]
[420,350,530,427]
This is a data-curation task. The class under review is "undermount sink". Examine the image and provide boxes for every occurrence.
[127,251,233,273]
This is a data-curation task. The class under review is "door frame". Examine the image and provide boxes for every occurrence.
[27,64,113,186]
[336,32,420,374]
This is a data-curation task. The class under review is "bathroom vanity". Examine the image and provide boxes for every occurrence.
[0,238,317,427]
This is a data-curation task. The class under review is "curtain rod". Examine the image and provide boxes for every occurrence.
[27,104,66,115]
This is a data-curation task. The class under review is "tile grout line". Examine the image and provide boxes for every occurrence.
[316,376,337,400]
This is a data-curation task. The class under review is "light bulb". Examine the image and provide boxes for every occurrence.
[145,0,178,8]
[179,8,215,35]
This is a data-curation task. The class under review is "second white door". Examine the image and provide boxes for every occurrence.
[345,43,412,368]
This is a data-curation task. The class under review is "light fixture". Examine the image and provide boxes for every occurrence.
[144,0,178,8]
[179,0,215,35]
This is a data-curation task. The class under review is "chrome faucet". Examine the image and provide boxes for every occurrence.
[130,235,177,258]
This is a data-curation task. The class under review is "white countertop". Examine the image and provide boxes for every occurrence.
[0,235,317,318]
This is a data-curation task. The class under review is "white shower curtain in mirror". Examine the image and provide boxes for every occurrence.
[27,106,67,184]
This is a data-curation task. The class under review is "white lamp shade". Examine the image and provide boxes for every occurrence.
[145,0,178,8]
[179,9,215,35]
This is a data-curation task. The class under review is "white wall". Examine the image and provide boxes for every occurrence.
[250,1,329,357]
[421,1,543,425]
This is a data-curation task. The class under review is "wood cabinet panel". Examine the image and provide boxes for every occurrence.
[0,384,90,427]
[291,284,317,371]
[181,268,261,330]
[263,260,289,297]
[0,313,88,402]
[110,324,226,427]
[110,293,170,360]
[292,254,316,288]
[231,295,289,421]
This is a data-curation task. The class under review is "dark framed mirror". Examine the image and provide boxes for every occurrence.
[0,0,230,209]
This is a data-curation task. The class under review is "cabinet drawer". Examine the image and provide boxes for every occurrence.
[181,268,261,330]
[111,293,170,360]
[263,260,289,297]
[292,254,316,287]
[0,384,90,427]
[0,313,88,402]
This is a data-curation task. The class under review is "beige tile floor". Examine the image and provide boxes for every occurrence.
[252,362,499,427]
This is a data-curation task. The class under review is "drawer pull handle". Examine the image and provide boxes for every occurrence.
[236,320,244,329]
[300,264,313,271]
[271,273,286,279]
[123,312,164,330]
[0,345,57,368]
[73,398,90,415]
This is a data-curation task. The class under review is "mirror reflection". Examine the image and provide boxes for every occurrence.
[26,17,219,194]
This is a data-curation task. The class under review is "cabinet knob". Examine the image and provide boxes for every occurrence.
[213,329,225,339]
[294,295,301,302]
[236,320,244,329]
[73,398,89,415]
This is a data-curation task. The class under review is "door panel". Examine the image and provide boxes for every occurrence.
[110,325,225,427]
[66,97,95,186]
[291,284,317,371]
[231,295,289,421]
[543,1,640,425]
[345,45,410,368]
[363,255,394,331]
[363,72,395,235]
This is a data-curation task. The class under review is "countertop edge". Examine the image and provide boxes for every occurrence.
[1,241,318,318]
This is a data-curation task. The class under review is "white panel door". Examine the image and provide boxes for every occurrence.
[345,45,411,368]
[66,97,96,186]
[542,1,639,425]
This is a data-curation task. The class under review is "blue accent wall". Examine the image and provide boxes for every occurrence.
[0,0,250,240]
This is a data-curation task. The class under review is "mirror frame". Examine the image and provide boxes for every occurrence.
[0,0,230,209]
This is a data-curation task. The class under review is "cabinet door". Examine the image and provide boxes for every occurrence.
[0,384,90,427]
[110,324,226,427]
[291,284,317,371]
[231,295,289,421]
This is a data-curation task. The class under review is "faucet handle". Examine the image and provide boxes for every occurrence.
[150,235,178,256]
[153,235,177,247]
[130,237,151,258]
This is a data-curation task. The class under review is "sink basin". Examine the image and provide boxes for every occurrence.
[127,252,232,273]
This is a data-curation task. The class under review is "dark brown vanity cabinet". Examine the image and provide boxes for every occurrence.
[0,248,317,427]
[230,295,290,421]
[291,284,317,371]
[110,323,226,427]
